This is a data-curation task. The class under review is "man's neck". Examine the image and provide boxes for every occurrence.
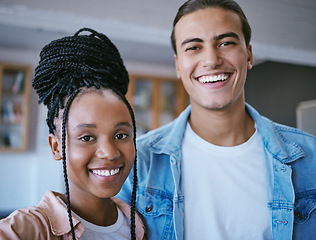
[189,102,255,147]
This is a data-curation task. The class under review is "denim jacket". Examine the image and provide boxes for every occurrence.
[118,103,316,240]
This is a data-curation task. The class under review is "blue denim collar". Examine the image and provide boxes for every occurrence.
[246,103,306,163]
[143,103,306,164]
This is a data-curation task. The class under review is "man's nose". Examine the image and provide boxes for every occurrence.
[201,47,222,68]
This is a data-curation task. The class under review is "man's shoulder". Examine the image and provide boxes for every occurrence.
[273,121,316,144]
[136,106,190,148]
[137,121,174,143]
[247,103,316,162]
[136,121,178,155]
[258,118,316,165]
[275,123,316,158]
[247,103,316,146]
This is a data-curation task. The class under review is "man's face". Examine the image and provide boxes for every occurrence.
[174,7,253,112]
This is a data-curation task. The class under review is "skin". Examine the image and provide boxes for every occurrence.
[174,7,255,146]
[48,88,135,226]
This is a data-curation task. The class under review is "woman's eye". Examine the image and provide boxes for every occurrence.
[80,135,94,142]
[115,133,128,140]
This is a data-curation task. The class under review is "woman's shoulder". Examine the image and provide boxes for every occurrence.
[0,204,50,239]
[1,191,58,224]
[0,191,75,240]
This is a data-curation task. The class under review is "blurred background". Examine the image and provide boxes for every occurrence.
[0,0,315,217]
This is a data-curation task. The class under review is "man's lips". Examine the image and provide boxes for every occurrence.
[197,73,231,83]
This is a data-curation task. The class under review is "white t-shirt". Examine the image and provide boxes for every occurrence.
[58,197,130,239]
[182,123,272,240]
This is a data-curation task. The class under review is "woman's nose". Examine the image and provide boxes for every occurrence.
[96,141,120,160]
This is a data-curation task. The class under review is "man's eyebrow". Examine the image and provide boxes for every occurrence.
[181,38,203,47]
[214,32,240,41]
[180,32,240,47]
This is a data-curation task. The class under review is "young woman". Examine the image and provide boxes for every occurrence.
[0,28,146,240]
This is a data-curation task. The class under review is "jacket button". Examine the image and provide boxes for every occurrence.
[145,205,153,213]
[294,210,303,220]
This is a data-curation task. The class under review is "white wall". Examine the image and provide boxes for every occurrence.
[0,92,65,213]
[297,99,316,136]
[0,47,61,213]
[0,47,177,214]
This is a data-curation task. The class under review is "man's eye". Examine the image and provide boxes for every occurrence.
[185,46,199,51]
[220,42,235,47]
[80,136,94,142]
[115,133,128,140]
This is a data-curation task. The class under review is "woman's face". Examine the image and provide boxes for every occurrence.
[49,89,135,201]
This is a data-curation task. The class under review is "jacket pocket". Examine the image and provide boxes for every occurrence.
[294,189,316,224]
[137,187,173,217]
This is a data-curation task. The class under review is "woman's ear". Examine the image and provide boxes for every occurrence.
[48,133,62,161]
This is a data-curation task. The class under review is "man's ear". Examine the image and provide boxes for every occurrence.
[247,44,253,70]
[174,54,181,79]
[48,133,62,161]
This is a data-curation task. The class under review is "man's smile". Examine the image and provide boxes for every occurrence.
[197,73,231,83]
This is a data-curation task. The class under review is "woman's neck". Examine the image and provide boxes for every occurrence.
[60,192,118,226]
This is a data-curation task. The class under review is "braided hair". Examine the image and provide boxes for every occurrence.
[32,28,137,240]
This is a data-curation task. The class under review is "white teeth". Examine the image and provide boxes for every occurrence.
[198,74,229,83]
[92,168,120,177]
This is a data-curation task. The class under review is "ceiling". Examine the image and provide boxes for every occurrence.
[0,0,315,67]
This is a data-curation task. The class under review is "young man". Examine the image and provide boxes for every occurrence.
[118,0,316,239]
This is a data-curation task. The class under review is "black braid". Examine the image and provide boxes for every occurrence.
[112,89,138,240]
[33,27,129,133]
[125,99,137,240]
[62,90,80,240]
[32,28,137,240]
[122,94,138,240]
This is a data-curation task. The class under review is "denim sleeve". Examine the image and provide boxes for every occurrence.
[116,167,134,205]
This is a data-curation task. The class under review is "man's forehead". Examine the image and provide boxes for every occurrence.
[174,8,243,42]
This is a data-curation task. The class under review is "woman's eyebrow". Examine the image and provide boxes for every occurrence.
[73,123,97,130]
[115,121,133,129]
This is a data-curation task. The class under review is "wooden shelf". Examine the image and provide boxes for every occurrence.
[126,74,188,136]
[0,62,31,152]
